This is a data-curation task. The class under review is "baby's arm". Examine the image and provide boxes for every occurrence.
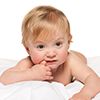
[0,57,53,85]
[0,57,33,84]
[68,51,100,100]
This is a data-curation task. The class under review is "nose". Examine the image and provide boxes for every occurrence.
[46,50,56,58]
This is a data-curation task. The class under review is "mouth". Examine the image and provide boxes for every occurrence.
[46,60,57,65]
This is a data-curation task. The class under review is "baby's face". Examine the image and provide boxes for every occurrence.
[27,32,69,70]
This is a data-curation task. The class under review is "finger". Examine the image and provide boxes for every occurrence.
[40,60,46,65]
[45,76,53,80]
[46,67,52,71]
[49,76,53,80]
[46,71,52,76]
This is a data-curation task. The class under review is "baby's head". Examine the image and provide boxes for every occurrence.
[21,5,72,49]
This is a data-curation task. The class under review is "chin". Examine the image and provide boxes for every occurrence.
[48,65,59,70]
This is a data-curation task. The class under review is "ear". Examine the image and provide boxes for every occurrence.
[25,47,30,54]
[68,42,70,49]
[67,41,70,50]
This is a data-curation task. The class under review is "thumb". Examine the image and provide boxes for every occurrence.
[40,60,46,65]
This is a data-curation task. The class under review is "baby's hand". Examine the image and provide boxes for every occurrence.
[30,61,53,81]
[69,92,91,100]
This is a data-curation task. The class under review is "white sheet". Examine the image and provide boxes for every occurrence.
[0,57,100,100]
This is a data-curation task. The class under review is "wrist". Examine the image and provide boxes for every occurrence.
[27,68,39,80]
[25,69,35,80]
[79,88,94,99]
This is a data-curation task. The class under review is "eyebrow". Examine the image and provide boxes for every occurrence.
[55,37,65,41]
[33,37,65,44]
[33,40,45,44]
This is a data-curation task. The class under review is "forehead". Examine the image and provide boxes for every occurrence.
[29,17,69,44]
[35,29,67,43]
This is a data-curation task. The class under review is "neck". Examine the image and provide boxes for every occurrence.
[52,63,64,75]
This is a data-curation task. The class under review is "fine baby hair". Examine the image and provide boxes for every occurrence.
[21,5,72,49]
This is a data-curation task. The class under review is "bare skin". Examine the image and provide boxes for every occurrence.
[0,50,86,85]
[0,51,100,100]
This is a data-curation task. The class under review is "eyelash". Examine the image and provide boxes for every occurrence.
[55,42,63,47]
[35,41,63,50]
[36,44,45,49]
[55,42,62,46]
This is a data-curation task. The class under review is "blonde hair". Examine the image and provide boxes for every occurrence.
[22,5,72,48]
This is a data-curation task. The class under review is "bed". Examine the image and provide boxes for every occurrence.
[0,57,100,100]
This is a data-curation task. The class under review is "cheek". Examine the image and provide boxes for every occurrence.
[59,49,68,62]
[29,50,43,64]
[60,52,67,58]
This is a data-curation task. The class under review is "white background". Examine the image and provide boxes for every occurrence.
[0,0,100,60]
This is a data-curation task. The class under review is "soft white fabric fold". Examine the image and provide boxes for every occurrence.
[0,57,100,100]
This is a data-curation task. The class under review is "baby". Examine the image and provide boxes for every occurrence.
[0,5,100,100]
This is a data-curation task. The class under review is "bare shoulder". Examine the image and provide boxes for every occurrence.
[67,50,87,64]
[66,50,88,74]
[15,56,33,70]
[66,50,98,83]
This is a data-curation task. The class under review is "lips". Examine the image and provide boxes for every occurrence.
[46,60,57,65]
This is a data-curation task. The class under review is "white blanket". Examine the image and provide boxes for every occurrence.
[0,57,100,100]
